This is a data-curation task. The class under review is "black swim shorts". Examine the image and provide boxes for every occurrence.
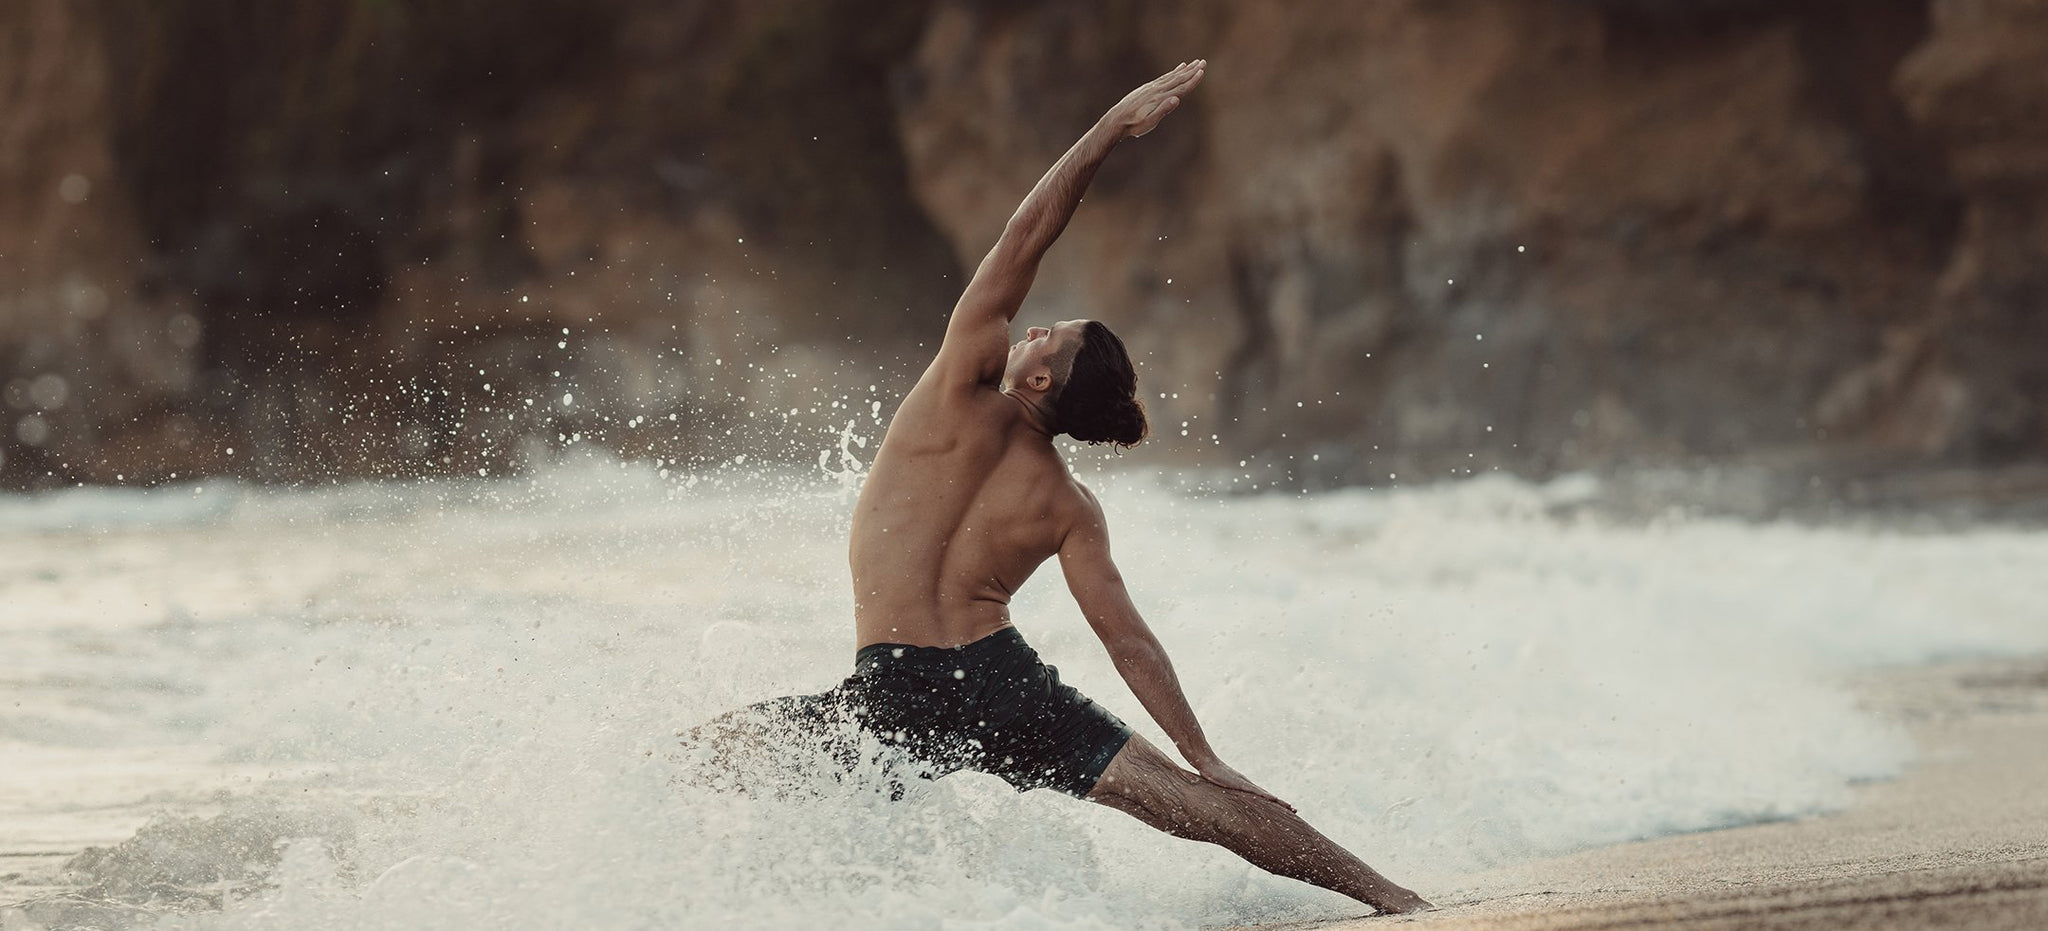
[729,627,1133,799]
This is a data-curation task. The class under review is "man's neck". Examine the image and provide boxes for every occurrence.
[1003,389,1058,440]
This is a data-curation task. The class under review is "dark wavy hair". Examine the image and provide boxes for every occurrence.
[1052,321,1148,447]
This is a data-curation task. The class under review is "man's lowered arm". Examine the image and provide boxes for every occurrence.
[932,60,1207,385]
[1057,488,1293,810]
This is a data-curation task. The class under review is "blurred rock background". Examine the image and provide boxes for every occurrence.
[3,0,2044,510]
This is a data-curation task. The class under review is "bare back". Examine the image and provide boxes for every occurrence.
[839,61,1187,651]
[849,371,1083,648]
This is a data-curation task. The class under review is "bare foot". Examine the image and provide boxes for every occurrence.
[1375,889,1434,915]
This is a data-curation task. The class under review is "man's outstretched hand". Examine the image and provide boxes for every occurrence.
[1193,755,1296,813]
[1105,59,1207,139]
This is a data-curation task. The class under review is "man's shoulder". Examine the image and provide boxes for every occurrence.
[1066,475,1101,507]
[1054,473,1105,528]
[892,368,1018,437]
[904,362,990,405]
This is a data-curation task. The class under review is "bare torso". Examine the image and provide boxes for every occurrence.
[849,372,1081,649]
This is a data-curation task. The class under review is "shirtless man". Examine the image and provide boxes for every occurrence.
[691,60,1427,916]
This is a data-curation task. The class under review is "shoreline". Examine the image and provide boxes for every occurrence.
[1314,655,2048,930]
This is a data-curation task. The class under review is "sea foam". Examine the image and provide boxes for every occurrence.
[3,455,2045,929]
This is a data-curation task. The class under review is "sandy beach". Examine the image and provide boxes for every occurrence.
[1307,656,2048,931]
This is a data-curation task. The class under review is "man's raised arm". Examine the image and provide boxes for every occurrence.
[932,60,1207,385]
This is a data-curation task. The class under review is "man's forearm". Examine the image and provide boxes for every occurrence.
[1000,119,1122,263]
[1108,633,1218,767]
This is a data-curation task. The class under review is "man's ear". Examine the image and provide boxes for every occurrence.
[1027,369,1053,392]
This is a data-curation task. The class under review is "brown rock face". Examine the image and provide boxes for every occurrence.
[895,0,1991,486]
[1895,0,2048,464]
[4,0,959,486]
[3,0,2045,501]
[0,0,204,484]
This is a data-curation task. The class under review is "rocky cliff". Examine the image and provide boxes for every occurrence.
[4,0,2044,503]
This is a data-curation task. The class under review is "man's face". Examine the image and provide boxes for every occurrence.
[1005,319,1089,392]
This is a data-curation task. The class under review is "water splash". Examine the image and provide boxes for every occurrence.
[2,462,2045,929]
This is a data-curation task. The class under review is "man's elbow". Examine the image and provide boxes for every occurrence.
[1104,629,1164,669]
[1003,203,1040,237]
[997,212,1053,259]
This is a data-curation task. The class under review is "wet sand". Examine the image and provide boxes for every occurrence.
[1312,656,2048,930]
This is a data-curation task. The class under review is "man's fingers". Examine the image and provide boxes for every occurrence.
[1243,787,1297,813]
[1236,784,1295,812]
[1138,59,1203,104]
[1202,773,1298,812]
[1158,59,1203,86]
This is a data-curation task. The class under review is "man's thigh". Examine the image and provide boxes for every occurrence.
[1085,733,1228,842]
[968,655,1131,796]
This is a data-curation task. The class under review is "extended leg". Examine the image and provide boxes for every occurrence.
[673,700,788,793]
[1088,734,1429,915]
[674,693,865,796]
